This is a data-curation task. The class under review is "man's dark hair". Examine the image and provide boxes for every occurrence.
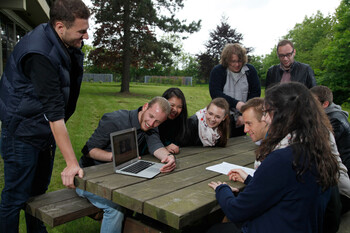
[277,39,294,51]
[310,85,333,105]
[49,0,90,28]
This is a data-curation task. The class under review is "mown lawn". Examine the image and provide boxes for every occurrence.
[0,82,349,232]
[0,82,212,233]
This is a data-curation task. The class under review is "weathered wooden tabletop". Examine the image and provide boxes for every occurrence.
[74,135,257,230]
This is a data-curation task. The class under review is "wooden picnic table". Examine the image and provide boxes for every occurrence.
[74,135,257,231]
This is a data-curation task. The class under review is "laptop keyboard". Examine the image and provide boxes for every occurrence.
[121,160,154,174]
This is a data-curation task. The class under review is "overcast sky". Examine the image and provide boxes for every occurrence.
[83,0,341,56]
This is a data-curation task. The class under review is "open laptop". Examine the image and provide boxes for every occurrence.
[110,127,163,179]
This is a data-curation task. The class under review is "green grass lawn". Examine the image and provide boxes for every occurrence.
[0,82,349,232]
[0,82,212,232]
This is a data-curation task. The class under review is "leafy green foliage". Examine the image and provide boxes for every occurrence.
[258,1,349,104]
[321,0,350,104]
[285,11,334,73]
[196,16,251,83]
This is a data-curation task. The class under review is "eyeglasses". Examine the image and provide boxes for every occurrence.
[262,108,274,117]
[229,60,242,65]
[278,49,294,59]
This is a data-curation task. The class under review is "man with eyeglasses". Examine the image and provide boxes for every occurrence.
[266,39,316,89]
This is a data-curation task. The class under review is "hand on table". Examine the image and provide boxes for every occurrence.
[208,181,239,192]
[160,154,176,173]
[61,164,84,188]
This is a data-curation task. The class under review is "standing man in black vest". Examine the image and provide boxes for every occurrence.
[0,0,90,232]
[266,39,316,89]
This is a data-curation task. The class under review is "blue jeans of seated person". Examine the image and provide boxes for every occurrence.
[76,188,124,233]
[0,127,55,233]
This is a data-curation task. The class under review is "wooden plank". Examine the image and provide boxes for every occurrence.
[176,135,252,158]
[144,163,255,229]
[74,162,114,189]
[25,189,79,216]
[86,173,144,200]
[226,135,253,146]
[26,189,101,227]
[143,175,237,229]
[36,196,100,227]
[112,150,256,213]
[85,141,256,201]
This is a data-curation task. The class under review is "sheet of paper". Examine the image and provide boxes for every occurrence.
[206,162,255,176]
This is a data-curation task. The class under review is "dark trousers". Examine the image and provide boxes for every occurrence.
[207,222,242,233]
[341,194,350,215]
[323,186,342,233]
[229,115,246,138]
[0,127,55,233]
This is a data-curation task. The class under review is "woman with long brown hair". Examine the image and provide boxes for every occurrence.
[181,98,230,147]
[208,82,339,233]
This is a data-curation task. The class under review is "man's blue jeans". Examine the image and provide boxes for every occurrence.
[0,127,55,233]
[76,188,124,233]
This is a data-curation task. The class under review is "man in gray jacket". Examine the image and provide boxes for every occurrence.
[311,85,350,215]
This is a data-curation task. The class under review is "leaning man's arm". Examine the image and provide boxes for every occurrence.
[49,120,83,188]
[23,54,83,188]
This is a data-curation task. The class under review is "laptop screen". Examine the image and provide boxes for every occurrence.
[110,128,139,166]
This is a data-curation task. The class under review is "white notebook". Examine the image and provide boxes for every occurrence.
[206,162,255,177]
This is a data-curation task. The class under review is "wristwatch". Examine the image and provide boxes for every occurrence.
[167,153,176,161]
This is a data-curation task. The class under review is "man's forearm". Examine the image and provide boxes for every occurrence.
[153,147,173,161]
[49,119,78,166]
[88,148,113,162]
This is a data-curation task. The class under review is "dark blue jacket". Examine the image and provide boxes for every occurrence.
[215,147,330,233]
[0,23,84,149]
[209,64,261,110]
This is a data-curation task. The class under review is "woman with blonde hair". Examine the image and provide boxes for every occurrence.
[209,43,261,138]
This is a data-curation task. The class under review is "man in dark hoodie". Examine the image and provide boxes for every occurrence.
[311,85,350,214]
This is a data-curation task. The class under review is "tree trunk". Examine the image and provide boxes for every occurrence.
[121,1,131,93]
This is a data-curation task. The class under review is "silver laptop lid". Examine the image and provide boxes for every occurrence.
[110,127,139,170]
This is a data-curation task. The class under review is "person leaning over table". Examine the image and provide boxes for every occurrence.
[76,96,176,233]
[266,39,316,89]
[158,87,188,155]
[180,97,230,147]
[209,43,261,138]
[240,96,348,233]
[208,82,339,233]
[0,0,90,232]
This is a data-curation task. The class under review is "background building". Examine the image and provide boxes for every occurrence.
[0,0,53,76]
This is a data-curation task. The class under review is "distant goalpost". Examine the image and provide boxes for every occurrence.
[144,76,192,86]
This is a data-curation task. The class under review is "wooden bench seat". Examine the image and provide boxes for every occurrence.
[25,188,101,227]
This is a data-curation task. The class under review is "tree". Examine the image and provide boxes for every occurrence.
[322,0,350,104]
[285,11,333,75]
[260,47,279,83]
[89,0,201,92]
[197,16,251,83]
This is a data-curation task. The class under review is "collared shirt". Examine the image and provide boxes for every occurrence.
[82,107,163,156]
[223,65,249,119]
[279,63,293,83]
